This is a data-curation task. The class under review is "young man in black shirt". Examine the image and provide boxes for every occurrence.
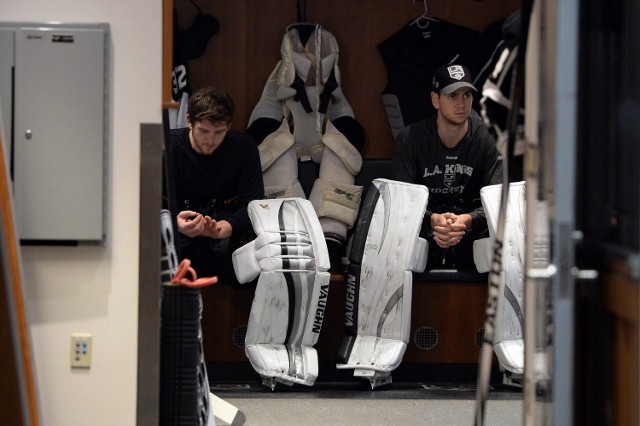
[166,87,264,284]
[392,64,502,271]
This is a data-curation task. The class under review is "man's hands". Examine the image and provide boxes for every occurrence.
[177,210,233,239]
[431,212,472,248]
[202,218,232,239]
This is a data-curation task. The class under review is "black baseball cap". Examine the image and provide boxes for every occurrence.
[431,64,477,94]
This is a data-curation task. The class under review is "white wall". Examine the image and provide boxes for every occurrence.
[0,1,161,425]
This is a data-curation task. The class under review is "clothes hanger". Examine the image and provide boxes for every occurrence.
[291,0,319,45]
[297,0,307,23]
[411,0,437,29]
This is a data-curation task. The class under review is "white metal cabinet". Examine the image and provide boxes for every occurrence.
[0,23,109,243]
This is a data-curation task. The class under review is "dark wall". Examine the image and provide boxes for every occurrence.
[577,0,640,252]
[170,0,521,159]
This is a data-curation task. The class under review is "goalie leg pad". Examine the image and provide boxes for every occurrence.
[258,119,295,171]
[480,181,527,375]
[232,198,330,387]
[261,144,305,199]
[336,179,428,382]
[160,209,179,284]
[264,182,305,200]
[309,122,364,239]
[309,179,362,228]
[321,120,363,176]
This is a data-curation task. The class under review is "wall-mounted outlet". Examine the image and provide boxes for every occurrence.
[70,333,92,368]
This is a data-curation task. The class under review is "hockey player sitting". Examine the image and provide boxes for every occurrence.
[166,87,265,285]
[392,64,502,272]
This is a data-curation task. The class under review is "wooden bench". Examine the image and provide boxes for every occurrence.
[202,159,492,383]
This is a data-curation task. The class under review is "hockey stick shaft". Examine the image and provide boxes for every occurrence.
[474,130,511,426]
[474,2,535,424]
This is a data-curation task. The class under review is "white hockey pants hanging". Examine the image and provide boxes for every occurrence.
[247,23,365,247]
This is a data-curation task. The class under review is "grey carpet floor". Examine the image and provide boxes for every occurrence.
[212,382,523,426]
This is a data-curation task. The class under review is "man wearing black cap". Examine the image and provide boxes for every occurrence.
[392,64,502,271]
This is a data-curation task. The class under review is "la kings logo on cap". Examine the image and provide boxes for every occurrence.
[447,65,466,80]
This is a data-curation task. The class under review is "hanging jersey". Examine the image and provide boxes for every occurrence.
[172,9,220,101]
[377,19,482,132]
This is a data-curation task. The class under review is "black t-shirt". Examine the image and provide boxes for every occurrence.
[166,127,264,234]
[392,116,502,237]
[378,19,483,127]
[164,127,264,282]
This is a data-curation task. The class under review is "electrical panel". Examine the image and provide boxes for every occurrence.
[0,22,109,243]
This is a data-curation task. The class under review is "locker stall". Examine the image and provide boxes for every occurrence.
[162,0,521,383]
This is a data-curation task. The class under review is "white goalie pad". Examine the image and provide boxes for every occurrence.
[473,238,492,273]
[318,121,363,176]
[247,23,364,246]
[336,179,428,387]
[275,23,355,157]
[232,198,330,387]
[259,120,306,200]
[478,181,526,375]
[309,179,363,228]
[258,119,295,172]
[309,121,364,241]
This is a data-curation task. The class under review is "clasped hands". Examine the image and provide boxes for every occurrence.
[431,212,471,249]
[177,210,232,239]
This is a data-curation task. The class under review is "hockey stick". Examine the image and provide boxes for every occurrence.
[474,1,534,424]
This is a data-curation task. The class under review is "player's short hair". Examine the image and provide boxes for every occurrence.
[188,87,236,125]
